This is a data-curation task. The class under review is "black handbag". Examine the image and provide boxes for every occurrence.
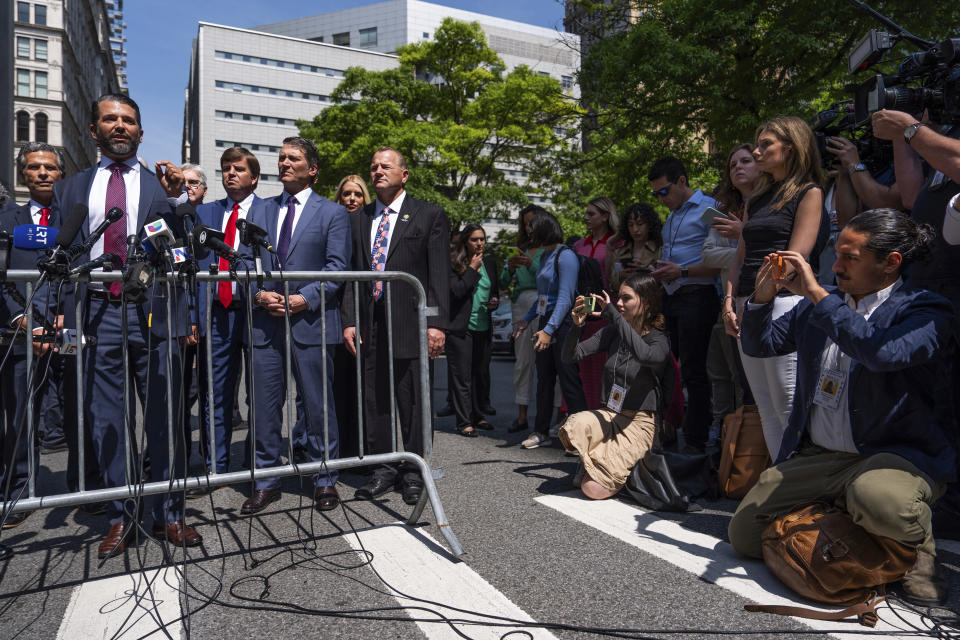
[623,449,704,512]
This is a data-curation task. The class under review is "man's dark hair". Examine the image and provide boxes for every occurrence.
[282,136,320,183]
[374,146,408,170]
[647,156,687,183]
[220,146,260,178]
[17,142,64,176]
[90,93,142,126]
[528,209,564,247]
[846,208,935,269]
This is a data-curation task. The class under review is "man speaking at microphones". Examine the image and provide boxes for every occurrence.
[49,93,202,559]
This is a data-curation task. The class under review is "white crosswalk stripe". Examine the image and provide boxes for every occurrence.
[344,523,560,640]
[536,491,954,640]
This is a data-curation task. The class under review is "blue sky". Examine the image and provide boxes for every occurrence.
[126,0,568,166]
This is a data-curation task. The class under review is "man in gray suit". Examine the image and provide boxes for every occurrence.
[241,136,351,514]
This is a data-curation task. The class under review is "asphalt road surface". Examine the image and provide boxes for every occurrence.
[1,355,958,639]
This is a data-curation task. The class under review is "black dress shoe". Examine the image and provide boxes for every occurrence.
[77,501,108,516]
[240,489,281,515]
[0,543,11,561]
[186,484,223,500]
[354,476,394,500]
[480,406,497,416]
[314,486,340,512]
[401,478,424,505]
[436,404,454,418]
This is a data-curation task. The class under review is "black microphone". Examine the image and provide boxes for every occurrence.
[236,219,276,253]
[37,204,88,278]
[70,253,116,276]
[69,206,123,259]
[55,204,89,250]
[195,225,242,261]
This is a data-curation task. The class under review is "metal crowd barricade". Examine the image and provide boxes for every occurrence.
[0,268,463,558]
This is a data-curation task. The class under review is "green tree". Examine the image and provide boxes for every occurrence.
[298,18,583,231]
[555,0,960,217]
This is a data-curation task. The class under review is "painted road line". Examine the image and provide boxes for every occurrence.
[344,522,560,640]
[536,492,950,640]
[56,567,183,640]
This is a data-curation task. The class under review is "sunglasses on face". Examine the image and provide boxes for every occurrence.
[651,184,672,198]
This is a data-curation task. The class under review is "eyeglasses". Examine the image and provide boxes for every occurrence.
[185,179,204,188]
[651,184,672,198]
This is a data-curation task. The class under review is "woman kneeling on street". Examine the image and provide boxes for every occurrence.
[558,273,672,500]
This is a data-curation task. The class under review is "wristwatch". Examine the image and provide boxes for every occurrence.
[848,163,867,176]
[680,266,689,278]
[903,122,925,145]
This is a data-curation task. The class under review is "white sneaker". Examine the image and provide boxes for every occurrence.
[521,432,551,449]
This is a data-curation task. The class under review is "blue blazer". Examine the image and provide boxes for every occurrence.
[247,190,351,347]
[741,283,958,483]
[50,165,187,338]
[192,196,260,331]
[0,204,55,351]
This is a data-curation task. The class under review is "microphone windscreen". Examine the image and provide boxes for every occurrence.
[55,204,88,248]
[175,202,197,221]
[12,224,59,249]
[105,206,124,223]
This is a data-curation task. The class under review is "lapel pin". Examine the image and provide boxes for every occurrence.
[401,214,410,222]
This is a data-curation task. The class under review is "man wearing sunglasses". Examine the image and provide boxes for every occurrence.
[647,156,720,453]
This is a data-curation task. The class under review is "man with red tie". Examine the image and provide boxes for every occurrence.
[0,143,66,531]
[191,147,261,491]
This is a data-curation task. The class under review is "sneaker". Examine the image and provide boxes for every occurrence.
[572,461,585,488]
[521,432,551,449]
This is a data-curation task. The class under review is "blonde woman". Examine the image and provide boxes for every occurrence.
[722,116,830,459]
[334,174,371,213]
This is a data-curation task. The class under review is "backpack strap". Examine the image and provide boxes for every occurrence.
[744,590,885,628]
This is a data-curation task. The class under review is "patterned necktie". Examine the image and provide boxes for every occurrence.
[39,208,50,226]
[370,208,391,300]
[277,195,296,269]
[218,202,240,308]
[103,162,128,296]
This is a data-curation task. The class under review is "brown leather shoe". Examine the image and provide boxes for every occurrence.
[152,520,202,547]
[314,486,340,512]
[98,522,131,559]
[240,489,281,515]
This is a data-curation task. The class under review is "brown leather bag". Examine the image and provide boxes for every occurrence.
[745,502,917,627]
[717,404,769,499]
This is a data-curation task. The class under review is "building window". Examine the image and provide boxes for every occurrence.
[16,1,29,22]
[35,113,48,142]
[422,32,429,39]
[537,71,550,77]
[309,36,324,43]
[561,75,573,90]
[34,4,46,25]
[16,69,30,96]
[17,37,30,59]
[16,111,30,142]
[35,39,47,61]
[35,71,48,99]
[332,32,350,47]
[359,27,377,47]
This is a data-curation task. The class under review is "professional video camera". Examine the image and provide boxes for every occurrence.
[845,2,960,126]
[811,100,893,174]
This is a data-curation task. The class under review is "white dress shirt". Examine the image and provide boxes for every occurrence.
[808,278,902,453]
[369,190,406,257]
[221,193,254,296]
[86,156,141,260]
[29,199,51,225]
[277,186,313,239]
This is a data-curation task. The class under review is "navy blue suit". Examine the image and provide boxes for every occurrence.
[246,190,351,489]
[192,196,259,473]
[51,164,188,526]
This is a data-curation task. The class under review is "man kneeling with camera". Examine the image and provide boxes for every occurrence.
[728,209,957,606]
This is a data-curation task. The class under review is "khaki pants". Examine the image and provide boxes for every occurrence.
[728,444,944,558]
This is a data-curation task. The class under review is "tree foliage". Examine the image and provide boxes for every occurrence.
[555,0,960,218]
[298,18,583,230]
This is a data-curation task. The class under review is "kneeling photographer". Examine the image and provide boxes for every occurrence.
[728,209,957,606]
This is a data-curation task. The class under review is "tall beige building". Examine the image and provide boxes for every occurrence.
[12,0,122,200]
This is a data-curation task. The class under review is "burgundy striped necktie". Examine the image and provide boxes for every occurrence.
[103,163,128,296]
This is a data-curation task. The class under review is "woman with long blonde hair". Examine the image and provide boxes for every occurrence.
[722,116,830,459]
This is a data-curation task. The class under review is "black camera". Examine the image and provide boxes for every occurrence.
[811,101,893,173]
[851,35,960,126]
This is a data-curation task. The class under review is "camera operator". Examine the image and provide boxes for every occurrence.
[824,135,901,227]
